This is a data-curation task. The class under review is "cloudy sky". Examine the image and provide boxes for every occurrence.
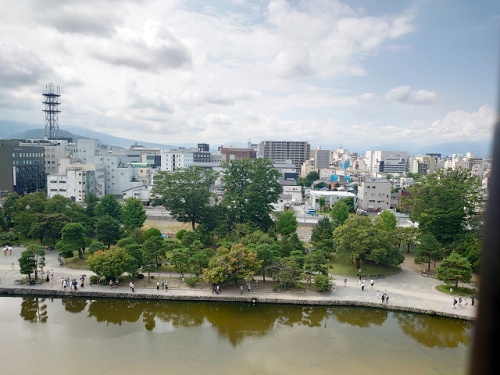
[0,0,498,152]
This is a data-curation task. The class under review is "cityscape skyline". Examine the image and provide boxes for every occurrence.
[0,0,498,152]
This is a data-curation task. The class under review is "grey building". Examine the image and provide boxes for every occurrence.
[257,141,310,167]
[0,139,45,195]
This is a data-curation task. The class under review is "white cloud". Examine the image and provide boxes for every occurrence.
[384,86,440,105]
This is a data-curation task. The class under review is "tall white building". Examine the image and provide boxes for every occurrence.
[357,178,391,212]
[160,149,194,172]
[365,151,408,175]
[257,141,310,167]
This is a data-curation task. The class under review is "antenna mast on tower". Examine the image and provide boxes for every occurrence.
[41,83,61,139]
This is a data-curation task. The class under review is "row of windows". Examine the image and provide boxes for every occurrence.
[13,159,43,165]
[12,152,43,158]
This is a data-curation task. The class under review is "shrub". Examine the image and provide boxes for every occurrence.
[314,274,333,293]
[186,276,199,287]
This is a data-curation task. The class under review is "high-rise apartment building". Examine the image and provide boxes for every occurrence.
[257,141,310,167]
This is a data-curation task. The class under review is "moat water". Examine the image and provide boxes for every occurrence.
[0,296,472,375]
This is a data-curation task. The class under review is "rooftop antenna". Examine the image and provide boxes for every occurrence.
[41,83,61,139]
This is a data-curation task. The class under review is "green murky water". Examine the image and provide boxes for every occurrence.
[0,297,472,375]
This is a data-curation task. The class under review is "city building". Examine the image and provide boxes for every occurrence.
[160,149,194,172]
[356,178,391,212]
[257,141,310,167]
[0,139,45,195]
[307,190,356,211]
[365,151,409,175]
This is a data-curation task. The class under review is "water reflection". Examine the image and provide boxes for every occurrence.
[394,312,471,348]
[20,297,48,323]
[17,297,471,350]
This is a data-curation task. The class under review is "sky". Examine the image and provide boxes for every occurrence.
[0,0,498,153]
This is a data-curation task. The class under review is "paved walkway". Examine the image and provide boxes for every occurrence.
[0,246,477,320]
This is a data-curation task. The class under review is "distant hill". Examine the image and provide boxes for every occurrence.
[0,121,177,149]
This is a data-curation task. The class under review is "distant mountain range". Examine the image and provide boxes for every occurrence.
[0,120,492,156]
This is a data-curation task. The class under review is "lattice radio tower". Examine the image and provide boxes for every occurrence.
[41,83,61,139]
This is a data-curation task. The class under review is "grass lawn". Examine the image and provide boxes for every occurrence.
[435,284,477,296]
[328,256,401,278]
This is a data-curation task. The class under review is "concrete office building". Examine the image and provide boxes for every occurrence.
[257,141,310,167]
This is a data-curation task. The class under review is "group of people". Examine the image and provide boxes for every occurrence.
[357,276,375,291]
[156,280,168,290]
[212,283,221,294]
[453,297,469,308]
[3,244,12,256]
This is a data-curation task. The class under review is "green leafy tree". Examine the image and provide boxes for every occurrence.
[275,210,298,237]
[330,200,349,228]
[56,223,87,259]
[377,210,397,231]
[1,192,21,229]
[333,215,403,269]
[403,168,483,248]
[270,258,302,291]
[338,197,355,213]
[252,243,277,283]
[189,245,214,277]
[203,243,262,285]
[311,217,334,255]
[87,247,137,280]
[397,226,419,252]
[415,232,443,271]
[279,232,305,258]
[142,235,165,279]
[304,249,328,276]
[299,171,320,187]
[88,240,106,255]
[314,274,333,293]
[152,166,216,230]
[221,158,281,231]
[122,197,147,233]
[437,251,473,288]
[18,245,45,282]
[169,247,191,278]
[95,194,123,220]
[96,215,122,249]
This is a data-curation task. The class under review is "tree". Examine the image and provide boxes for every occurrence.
[275,210,298,237]
[18,245,45,282]
[87,247,137,280]
[222,158,281,231]
[304,249,328,276]
[95,194,123,220]
[437,251,472,288]
[330,200,349,228]
[56,223,87,259]
[152,166,216,230]
[403,168,483,248]
[415,232,443,271]
[169,247,191,278]
[142,235,165,279]
[96,215,122,249]
[88,240,106,255]
[333,215,403,269]
[270,258,302,291]
[122,197,146,233]
[203,243,262,285]
[314,274,333,293]
[311,217,334,255]
[376,210,397,232]
[252,243,277,283]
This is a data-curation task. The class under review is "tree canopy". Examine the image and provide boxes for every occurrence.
[221,158,281,231]
[152,166,216,230]
[403,168,483,248]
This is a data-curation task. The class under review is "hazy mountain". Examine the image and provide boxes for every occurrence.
[0,120,492,156]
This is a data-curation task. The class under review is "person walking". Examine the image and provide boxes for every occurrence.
[370,280,374,289]
[376,290,379,298]
[381,294,385,303]
[344,278,347,287]
[248,283,252,293]
[386,295,389,304]
[471,295,476,306]
[156,281,160,290]
[453,298,458,309]
[240,285,244,294]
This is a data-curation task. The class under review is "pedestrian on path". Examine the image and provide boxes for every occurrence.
[156,281,160,290]
[381,294,385,303]
[471,295,476,306]
[370,280,374,289]
[248,283,251,293]
[240,285,244,294]
[386,295,389,304]
[376,290,379,298]
[453,298,457,309]
[344,278,347,287]
[165,281,168,290]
